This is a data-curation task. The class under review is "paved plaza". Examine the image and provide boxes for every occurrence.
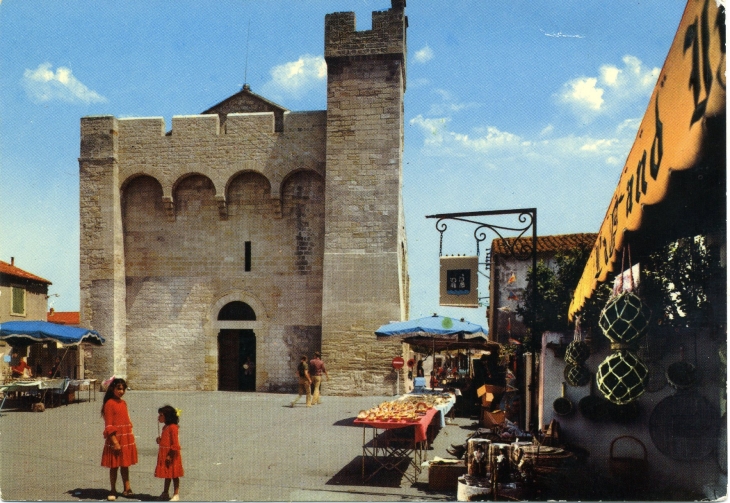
[0,389,473,501]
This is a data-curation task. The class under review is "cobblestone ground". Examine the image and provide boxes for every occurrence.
[0,390,474,501]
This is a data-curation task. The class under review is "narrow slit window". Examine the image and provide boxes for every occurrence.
[244,241,251,271]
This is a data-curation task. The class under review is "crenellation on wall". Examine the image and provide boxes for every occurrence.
[171,114,221,136]
[324,2,406,62]
[117,117,166,139]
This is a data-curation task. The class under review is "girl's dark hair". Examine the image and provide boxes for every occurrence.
[158,405,179,425]
[101,378,128,416]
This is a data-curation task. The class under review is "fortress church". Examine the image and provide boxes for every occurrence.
[79,0,409,394]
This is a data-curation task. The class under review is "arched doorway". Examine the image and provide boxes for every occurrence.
[217,301,256,391]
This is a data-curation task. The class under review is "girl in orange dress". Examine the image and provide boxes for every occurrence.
[101,378,138,501]
[155,405,184,501]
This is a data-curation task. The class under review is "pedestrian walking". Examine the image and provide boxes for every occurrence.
[309,351,329,405]
[155,405,184,501]
[291,355,312,407]
[100,378,138,501]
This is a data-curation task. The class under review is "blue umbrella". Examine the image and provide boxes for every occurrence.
[375,314,487,339]
[0,320,104,347]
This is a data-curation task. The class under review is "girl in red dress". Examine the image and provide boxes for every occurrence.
[101,378,138,501]
[155,405,184,501]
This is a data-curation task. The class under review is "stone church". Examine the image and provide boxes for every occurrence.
[79,1,409,395]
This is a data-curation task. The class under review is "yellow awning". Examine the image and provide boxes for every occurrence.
[569,0,726,320]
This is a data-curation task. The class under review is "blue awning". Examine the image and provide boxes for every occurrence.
[0,321,104,347]
[375,315,487,339]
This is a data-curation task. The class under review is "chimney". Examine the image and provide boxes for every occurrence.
[10,257,14,266]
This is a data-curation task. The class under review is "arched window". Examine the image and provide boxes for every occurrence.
[217,301,256,321]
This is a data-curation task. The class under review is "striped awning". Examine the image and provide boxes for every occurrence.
[569,0,726,320]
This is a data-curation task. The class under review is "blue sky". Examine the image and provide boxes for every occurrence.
[0,1,688,328]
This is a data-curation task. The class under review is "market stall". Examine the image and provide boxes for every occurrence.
[375,315,498,414]
[0,321,104,412]
[0,378,69,414]
[354,392,455,484]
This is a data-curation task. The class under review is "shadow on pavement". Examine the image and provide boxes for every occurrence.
[325,455,413,488]
[67,488,159,501]
[332,416,358,427]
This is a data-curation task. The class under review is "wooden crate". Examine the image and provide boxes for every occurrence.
[480,408,506,427]
[428,461,467,490]
[477,384,505,407]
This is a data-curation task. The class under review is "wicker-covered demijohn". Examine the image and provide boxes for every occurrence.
[596,350,648,405]
[598,292,651,345]
[564,363,591,387]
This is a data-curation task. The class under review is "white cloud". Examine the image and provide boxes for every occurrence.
[22,63,107,104]
[561,77,604,111]
[414,45,434,63]
[540,124,554,136]
[579,138,617,152]
[558,55,659,121]
[616,117,642,134]
[409,115,449,145]
[600,66,621,86]
[428,88,480,115]
[410,114,635,169]
[541,29,584,39]
[260,54,327,100]
[452,126,525,152]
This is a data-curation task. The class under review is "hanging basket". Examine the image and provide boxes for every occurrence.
[565,340,591,366]
[564,363,591,387]
[598,292,651,345]
[596,350,648,405]
[610,435,648,486]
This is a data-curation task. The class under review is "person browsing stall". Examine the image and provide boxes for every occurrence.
[309,351,329,405]
[48,356,62,378]
[11,356,32,378]
[291,355,312,408]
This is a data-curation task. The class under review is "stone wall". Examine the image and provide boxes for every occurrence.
[322,0,409,395]
[79,115,127,382]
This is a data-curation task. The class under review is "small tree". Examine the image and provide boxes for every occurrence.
[516,245,606,350]
[642,235,720,328]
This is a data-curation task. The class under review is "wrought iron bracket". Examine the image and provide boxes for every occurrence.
[426,208,539,432]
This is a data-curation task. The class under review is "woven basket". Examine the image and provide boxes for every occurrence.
[610,435,648,486]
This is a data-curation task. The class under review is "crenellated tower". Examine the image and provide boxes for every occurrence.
[322,0,409,395]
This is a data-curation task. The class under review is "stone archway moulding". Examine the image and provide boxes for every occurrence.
[208,291,268,329]
[203,290,269,390]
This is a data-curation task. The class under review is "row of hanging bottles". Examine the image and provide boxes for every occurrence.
[564,248,652,405]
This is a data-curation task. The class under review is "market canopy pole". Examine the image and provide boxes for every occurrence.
[569,0,726,320]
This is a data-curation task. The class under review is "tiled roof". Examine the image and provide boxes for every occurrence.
[491,233,598,255]
[0,260,51,284]
[47,311,80,325]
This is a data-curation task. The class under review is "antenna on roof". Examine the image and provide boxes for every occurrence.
[243,19,251,91]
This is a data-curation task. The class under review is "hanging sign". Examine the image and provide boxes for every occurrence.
[440,255,479,307]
